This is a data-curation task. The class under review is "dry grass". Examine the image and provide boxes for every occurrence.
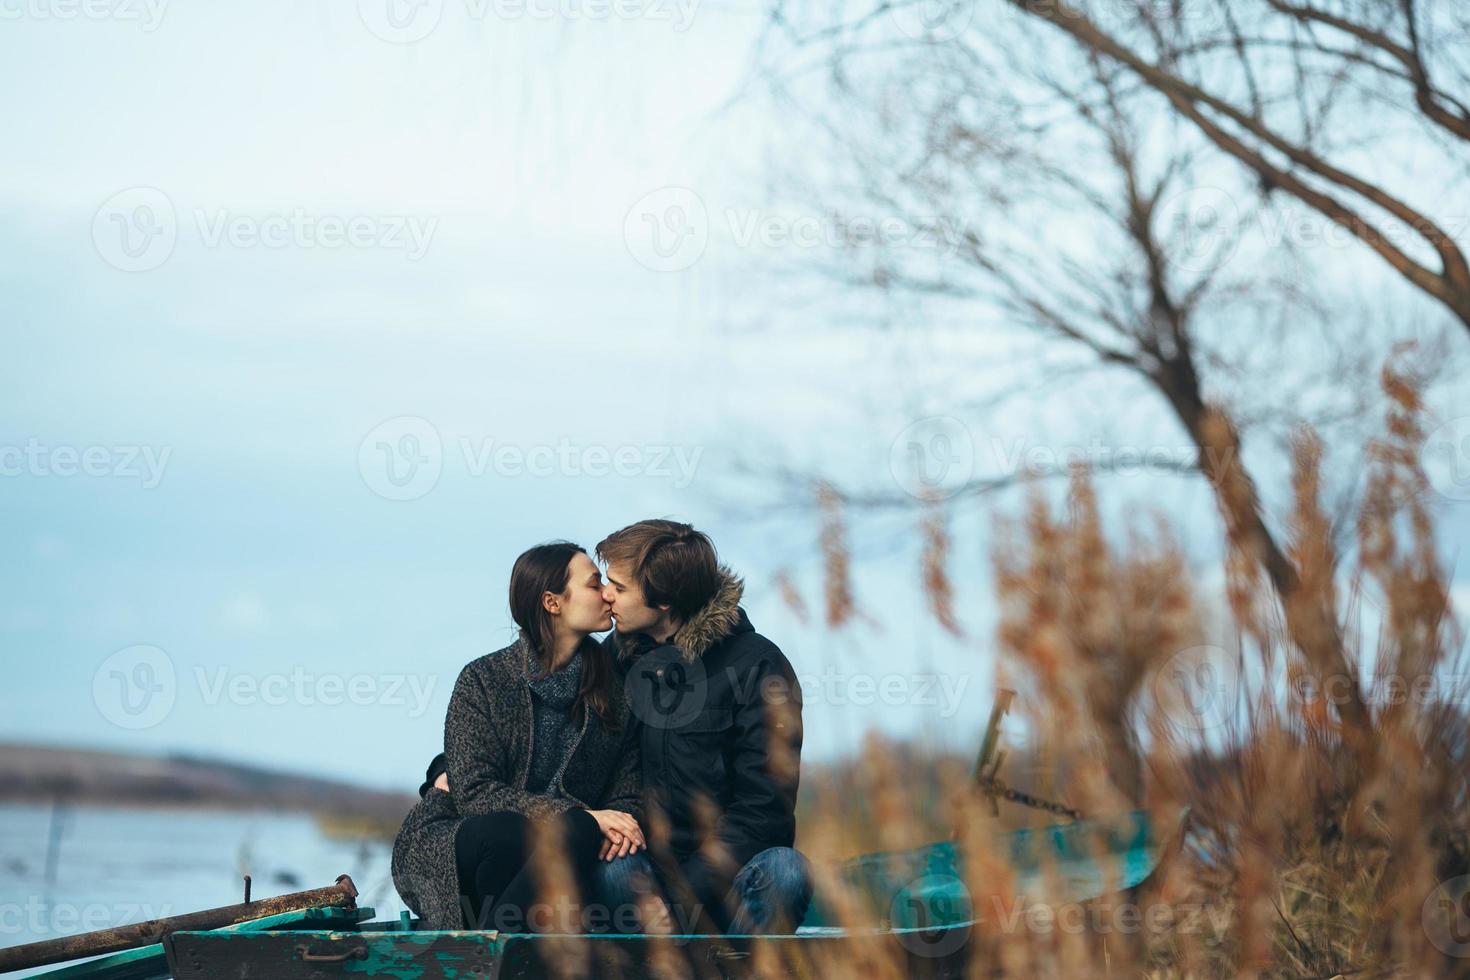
[784,357,1469,978]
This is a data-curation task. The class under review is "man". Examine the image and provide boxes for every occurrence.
[593,519,810,935]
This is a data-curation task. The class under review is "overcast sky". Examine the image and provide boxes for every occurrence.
[2,0,1467,792]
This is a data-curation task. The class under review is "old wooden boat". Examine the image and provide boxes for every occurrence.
[8,805,1182,980]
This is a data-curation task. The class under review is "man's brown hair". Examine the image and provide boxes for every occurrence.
[596,519,721,621]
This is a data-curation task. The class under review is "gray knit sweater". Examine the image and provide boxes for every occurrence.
[390,637,643,930]
[524,644,587,797]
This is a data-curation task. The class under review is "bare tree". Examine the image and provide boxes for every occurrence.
[1000,0,1470,336]
[747,0,1466,761]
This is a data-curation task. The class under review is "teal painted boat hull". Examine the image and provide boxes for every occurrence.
[818,806,1170,930]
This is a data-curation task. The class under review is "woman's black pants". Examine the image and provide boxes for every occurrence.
[453,809,605,932]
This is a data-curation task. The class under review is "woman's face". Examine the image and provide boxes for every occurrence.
[550,551,614,634]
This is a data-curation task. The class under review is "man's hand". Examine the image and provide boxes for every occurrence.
[433,772,449,792]
[586,809,646,861]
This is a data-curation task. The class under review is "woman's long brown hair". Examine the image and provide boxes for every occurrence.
[507,541,615,726]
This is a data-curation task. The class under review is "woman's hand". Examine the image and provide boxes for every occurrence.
[586,809,645,861]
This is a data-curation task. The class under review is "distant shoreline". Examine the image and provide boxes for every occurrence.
[0,742,417,827]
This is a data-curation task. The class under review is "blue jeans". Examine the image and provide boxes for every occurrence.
[594,846,813,935]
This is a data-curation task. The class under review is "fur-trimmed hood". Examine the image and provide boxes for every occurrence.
[613,564,746,662]
[670,564,745,660]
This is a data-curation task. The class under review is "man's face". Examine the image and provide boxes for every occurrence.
[602,560,666,635]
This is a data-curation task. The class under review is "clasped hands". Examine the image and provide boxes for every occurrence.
[432,772,645,862]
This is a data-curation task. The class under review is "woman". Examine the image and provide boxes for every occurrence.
[391,541,646,932]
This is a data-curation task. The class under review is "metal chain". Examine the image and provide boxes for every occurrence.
[976,776,1086,822]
